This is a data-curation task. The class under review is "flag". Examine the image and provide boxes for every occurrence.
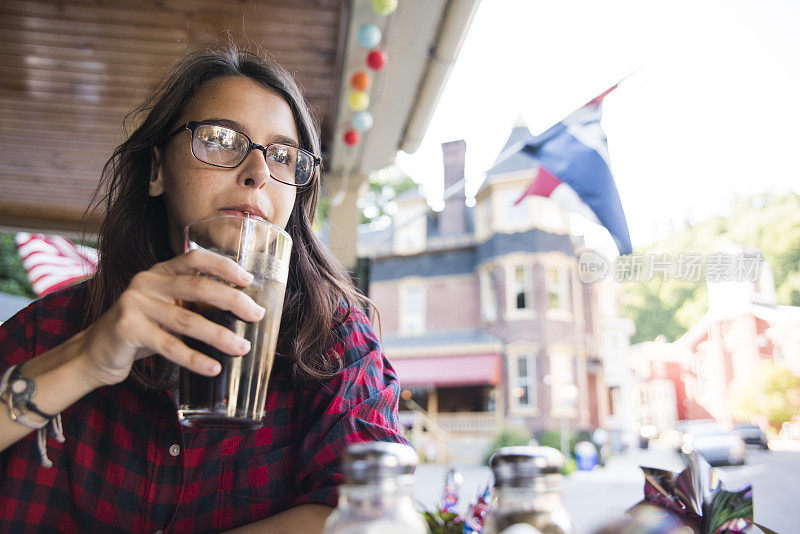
[15,233,98,297]
[508,84,632,255]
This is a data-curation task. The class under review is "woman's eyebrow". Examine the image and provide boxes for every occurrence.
[201,117,300,147]
[202,117,243,131]
[269,134,301,147]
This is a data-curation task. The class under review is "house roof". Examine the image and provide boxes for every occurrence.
[753,303,800,325]
[383,328,501,350]
[475,119,533,194]
[394,188,426,202]
[368,227,575,281]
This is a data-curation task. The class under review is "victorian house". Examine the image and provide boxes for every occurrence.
[360,123,609,455]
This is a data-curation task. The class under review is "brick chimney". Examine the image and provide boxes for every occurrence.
[439,140,467,236]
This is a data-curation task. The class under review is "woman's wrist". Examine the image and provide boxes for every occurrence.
[71,327,129,390]
[16,331,109,415]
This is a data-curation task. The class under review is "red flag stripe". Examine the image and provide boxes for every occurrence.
[15,233,98,297]
[513,167,562,205]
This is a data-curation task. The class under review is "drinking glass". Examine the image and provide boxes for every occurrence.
[176,214,291,429]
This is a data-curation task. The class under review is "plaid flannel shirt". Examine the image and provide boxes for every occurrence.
[0,282,408,533]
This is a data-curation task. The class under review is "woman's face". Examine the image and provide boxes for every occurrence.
[151,76,300,254]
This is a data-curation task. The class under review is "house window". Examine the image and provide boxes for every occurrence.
[399,284,426,333]
[479,270,497,322]
[511,264,533,311]
[512,353,537,408]
[546,267,570,311]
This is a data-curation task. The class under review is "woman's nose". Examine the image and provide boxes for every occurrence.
[236,148,271,189]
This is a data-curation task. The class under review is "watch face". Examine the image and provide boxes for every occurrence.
[11,378,28,394]
[9,376,34,403]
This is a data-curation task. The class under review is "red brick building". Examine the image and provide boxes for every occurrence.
[361,125,607,444]
[625,250,800,432]
[627,338,692,433]
[678,254,800,426]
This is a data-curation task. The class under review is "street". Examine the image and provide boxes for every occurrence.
[413,441,800,533]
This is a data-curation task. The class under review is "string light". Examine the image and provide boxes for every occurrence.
[338,1,398,149]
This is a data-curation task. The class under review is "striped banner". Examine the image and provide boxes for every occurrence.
[15,233,98,297]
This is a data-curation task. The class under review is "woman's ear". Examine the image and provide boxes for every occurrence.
[149,146,165,197]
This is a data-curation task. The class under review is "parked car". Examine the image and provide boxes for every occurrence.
[671,419,716,453]
[681,422,746,466]
[733,423,770,449]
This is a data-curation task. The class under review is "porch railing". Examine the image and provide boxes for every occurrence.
[435,411,499,434]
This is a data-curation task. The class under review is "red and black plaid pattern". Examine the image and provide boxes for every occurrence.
[0,282,408,533]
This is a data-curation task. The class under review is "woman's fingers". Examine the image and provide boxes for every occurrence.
[83,250,263,387]
[165,274,264,322]
[94,249,266,381]
[159,248,254,287]
[132,249,264,322]
[141,298,252,361]
[145,325,222,376]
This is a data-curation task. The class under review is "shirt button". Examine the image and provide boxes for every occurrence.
[168,444,181,457]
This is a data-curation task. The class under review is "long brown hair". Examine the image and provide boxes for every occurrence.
[84,44,366,388]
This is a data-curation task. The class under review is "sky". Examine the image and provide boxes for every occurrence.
[395,0,800,252]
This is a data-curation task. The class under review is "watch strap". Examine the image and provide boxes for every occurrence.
[8,366,57,420]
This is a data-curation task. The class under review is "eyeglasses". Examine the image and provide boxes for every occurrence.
[165,121,320,187]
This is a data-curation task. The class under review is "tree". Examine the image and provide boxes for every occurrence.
[622,193,800,343]
[358,165,419,224]
[730,361,800,429]
[0,233,35,298]
[624,278,706,344]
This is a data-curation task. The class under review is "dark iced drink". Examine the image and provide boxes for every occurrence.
[176,215,291,428]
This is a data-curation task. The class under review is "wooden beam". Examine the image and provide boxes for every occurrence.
[0,202,102,234]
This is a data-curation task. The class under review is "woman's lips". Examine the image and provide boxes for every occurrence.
[220,208,266,221]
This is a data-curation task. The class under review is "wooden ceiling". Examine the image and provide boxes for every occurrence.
[0,0,347,233]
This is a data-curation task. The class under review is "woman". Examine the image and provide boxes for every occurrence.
[0,45,407,533]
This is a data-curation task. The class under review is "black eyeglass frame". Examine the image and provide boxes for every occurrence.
[164,121,320,188]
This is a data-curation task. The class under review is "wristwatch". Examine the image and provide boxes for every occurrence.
[7,366,56,421]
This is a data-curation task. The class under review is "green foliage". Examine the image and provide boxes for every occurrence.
[536,430,580,459]
[623,193,800,343]
[419,509,463,534]
[624,278,707,344]
[0,233,35,298]
[314,194,329,230]
[360,165,419,224]
[730,361,800,429]
[482,426,532,465]
[561,457,578,476]
[703,486,753,534]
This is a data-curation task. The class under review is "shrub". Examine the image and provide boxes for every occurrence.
[482,426,532,465]
[561,457,578,476]
[536,429,580,457]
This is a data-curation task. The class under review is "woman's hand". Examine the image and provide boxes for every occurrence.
[79,249,265,388]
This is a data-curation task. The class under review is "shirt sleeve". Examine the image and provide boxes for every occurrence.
[0,303,36,477]
[0,285,84,370]
[0,303,35,370]
[291,304,411,507]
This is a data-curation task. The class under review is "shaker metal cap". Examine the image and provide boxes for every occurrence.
[489,446,564,486]
[342,441,419,485]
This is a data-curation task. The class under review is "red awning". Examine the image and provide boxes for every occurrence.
[391,354,502,387]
